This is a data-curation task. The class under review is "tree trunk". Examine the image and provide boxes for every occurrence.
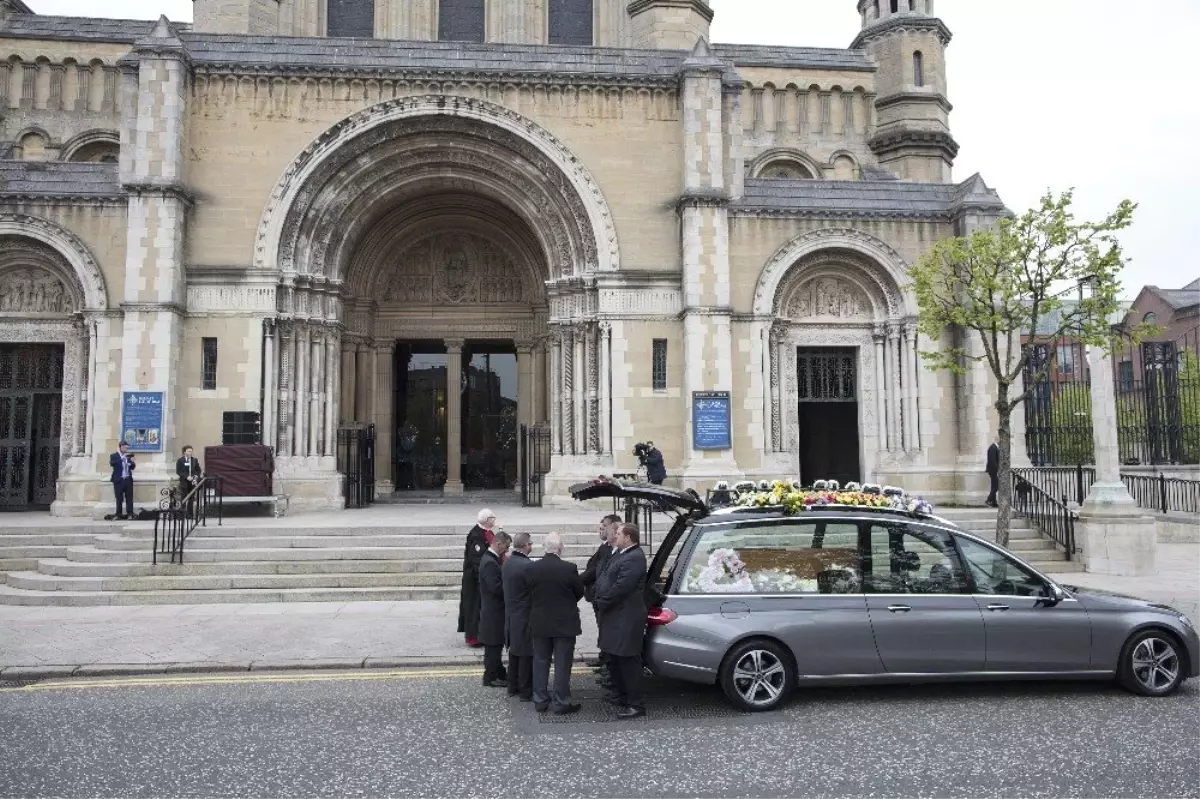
[995,388,1014,549]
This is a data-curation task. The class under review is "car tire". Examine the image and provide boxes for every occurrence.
[719,638,795,713]
[1118,630,1186,697]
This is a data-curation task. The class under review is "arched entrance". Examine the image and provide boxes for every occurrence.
[755,229,924,485]
[258,96,619,506]
[0,214,108,511]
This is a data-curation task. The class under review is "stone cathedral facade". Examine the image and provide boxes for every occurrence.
[0,0,1013,515]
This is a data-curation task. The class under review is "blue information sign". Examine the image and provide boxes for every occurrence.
[121,391,165,453]
[692,391,732,450]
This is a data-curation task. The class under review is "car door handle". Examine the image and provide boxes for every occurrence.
[986,604,1010,612]
[886,604,912,613]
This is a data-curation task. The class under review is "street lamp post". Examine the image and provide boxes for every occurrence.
[1076,275,1156,575]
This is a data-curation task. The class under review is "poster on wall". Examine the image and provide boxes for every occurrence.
[121,391,164,453]
[692,391,732,450]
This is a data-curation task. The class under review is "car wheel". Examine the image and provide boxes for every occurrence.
[719,639,794,713]
[1119,630,1185,697]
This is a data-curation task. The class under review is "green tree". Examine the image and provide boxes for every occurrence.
[909,189,1142,547]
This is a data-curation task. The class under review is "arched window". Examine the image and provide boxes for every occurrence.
[913,51,924,87]
[327,0,374,37]
[439,0,485,42]
[890,0,899,13]
[1144,312,1157,325]
[873,0,880,17]
[550,0,593,45]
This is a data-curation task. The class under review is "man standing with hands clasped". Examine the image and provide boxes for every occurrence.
[477,529,512,688]
[502,532,535,701]
[594,522,648,719]
[109,440,135,520]
[528,531,585,715]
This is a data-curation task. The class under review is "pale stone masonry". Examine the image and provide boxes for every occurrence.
[0,0,1016,515]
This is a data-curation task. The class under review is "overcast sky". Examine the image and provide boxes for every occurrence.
[30,0,1199,297]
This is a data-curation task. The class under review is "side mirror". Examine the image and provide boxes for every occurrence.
[1036,582,1066,607]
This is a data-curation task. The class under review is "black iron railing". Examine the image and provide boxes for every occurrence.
[1120,474,1200,515]
[519,424,552,508]
[153,476,223,565]
[1014,466,1096,506]
[621,497,656,554]
[1011,471,1077,559]
[337,424,375,509]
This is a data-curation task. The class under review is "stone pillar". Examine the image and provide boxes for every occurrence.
[550,334,562,453]
[295,324,309,457]
[277,322,294,456]
[517,342,534,429]
[574,326,587,454]
[533,340,547,424]
[374,341,395,493]
[759,324,772,452]
[599,323,612,455]
[324,328,338,458]
[355,343,370,423]
[444,338,464,495]
[772,335,786,452]
[873,325,888,452]
[902,322,917,451]
[263,320,276,451]
[340,340,355,424]
[308,331,323,459]
[115,18,191,486]
[1078,341,1156,575]
[560,328,575,456]
[885,324,901,452]
[909,325,923,453]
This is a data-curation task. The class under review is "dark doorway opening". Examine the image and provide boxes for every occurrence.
[393,341,448,491]
[797,347,861,486]
[0,343,64,510]
[463,341,518,491]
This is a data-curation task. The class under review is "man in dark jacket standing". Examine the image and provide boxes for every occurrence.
[108,441,135,520]
[477,529,511,687]
[458,508,498,647]
[529,532,585,715]
[986,435,1000,508]
[502,531,535,701]
[582,514,621,675]
[594,522,648,719]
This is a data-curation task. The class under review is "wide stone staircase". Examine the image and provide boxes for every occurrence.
[0,508,1080,606]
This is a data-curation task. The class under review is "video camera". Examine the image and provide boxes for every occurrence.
[632,442,651,464]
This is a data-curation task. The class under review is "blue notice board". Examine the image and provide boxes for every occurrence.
[693,391,732,450]
[121,391,164,453]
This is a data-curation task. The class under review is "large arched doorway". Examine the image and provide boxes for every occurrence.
[258,96,619,506]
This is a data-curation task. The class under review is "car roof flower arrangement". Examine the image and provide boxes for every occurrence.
[734,479,935,517]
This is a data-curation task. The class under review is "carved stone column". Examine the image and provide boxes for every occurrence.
[444,338,464,495]
[574,326,586,455]
[550,333,562,454]
[355,342,371,423]
[886,323,901,452]
[901,322,917,452]
[276,321,294,456]
[560,327,575,456]
[586,323,600,454]
[599,323,612,455]
[873,325,888,452]
[295,323,309,458]
[533,340,547,424]
[340,339,356,425]
[760,323,772,453]
[263,320,276,450]
[308,329,323,459]
[324,328,339,457]
[772,332,786,452]
[374,341,395,493]
[516,342,534,430]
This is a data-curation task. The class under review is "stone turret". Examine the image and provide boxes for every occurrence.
[628,0,712,50]
[853,0,957,182]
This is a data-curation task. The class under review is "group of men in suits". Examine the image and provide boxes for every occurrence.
[474,515,650,720]
[106,441,204,520]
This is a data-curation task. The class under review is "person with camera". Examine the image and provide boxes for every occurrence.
[109,440,136,520]
[633,441,666,485]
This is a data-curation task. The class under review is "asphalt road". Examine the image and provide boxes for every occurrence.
[1,668,1198,799]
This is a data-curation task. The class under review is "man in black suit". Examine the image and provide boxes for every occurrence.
[528,531,585,715]
[477,529,511,687]
[175,445,202,517]
[502,531,535,701]
[582,513,621,677]
[108,441,135,520]
[594,522,648,719]
[986,435,1001,508]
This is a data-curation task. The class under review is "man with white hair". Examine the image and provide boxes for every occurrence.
[457,508,498,648]
[528,531,585,715]
[502,531,535,701]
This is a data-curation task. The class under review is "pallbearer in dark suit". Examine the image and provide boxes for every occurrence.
[594,522,648,719]
[477,529,511,687]
[502,532,535,700]
[986,436,1001,508]
[582,514,621,677]
[458,508,498,647]
[529,532,585,715]
[175,445,202,517]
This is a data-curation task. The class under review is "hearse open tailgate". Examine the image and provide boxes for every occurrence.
[567,478,708,517]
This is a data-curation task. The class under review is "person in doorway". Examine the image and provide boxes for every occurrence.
[176,445,203,516]
[502,532,535,701]
[529,532,585,715]
[594,522,648,719]
[477,529,512,688]
[108,441,135,520]
[582,514,621,680]
[458,508,498,647]
[986,435,1000,508]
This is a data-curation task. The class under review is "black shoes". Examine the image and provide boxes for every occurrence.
[482,679,508,688]
[616,706,645,720]
[534,703,549,713]
[518,695,533,703]
[552,703,582,716]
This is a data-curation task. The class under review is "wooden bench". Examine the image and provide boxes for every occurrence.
[218,495,291,518]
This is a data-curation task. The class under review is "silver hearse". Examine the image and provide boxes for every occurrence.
[572,480,1199,713]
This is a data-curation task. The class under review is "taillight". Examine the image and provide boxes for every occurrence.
[647,607,677,626]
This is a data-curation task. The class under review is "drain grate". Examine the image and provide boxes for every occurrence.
[0,679,41,689]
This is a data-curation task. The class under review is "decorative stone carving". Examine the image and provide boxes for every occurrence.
[0,267,76,313]
[785,277,867,319]
[382,233,526,306]
[0,214,107,311]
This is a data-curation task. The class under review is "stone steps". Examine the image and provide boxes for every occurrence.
[0,583,462,606]
[6,569,522,593]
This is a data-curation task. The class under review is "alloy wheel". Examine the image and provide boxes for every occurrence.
[1131,637,1180,693]
[731,648,787,708]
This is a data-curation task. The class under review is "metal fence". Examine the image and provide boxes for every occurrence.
[519,424,552,507]
[1024,328,1200,468]
[336,425,375,509]
[1014,465,1199,515]
[1010,472,1077,558]
[152,476,223,565]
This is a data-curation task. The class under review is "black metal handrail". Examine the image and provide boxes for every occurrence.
[1011,471,1077,559]
[1013,465,1096,506]
[153,475,223,565]
[621,497,656,554]
[1120,474,1200,515]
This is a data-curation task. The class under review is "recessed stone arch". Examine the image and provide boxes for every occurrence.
[60,129,120,163]
[749,147,822,180]
[0,214,108,311]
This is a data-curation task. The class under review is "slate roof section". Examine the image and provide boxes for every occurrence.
[0,160,122,198]
[1158,287,1200,311]
[711,44,873,72]
[1,14,191,43]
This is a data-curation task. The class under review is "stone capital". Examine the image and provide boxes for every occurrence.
[443,337,465,353]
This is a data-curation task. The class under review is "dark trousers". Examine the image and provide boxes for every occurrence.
[610,653,644,711]
[593,607,610,670]
[113,477,134,517]
[987,472,999,506]
[482,645,504,684]
[507,652,532,698]
[532,636,576,710]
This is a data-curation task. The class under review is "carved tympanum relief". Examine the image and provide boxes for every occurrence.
[0,267,78,314]
[384,233,527,305]
[784,277,868,320]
